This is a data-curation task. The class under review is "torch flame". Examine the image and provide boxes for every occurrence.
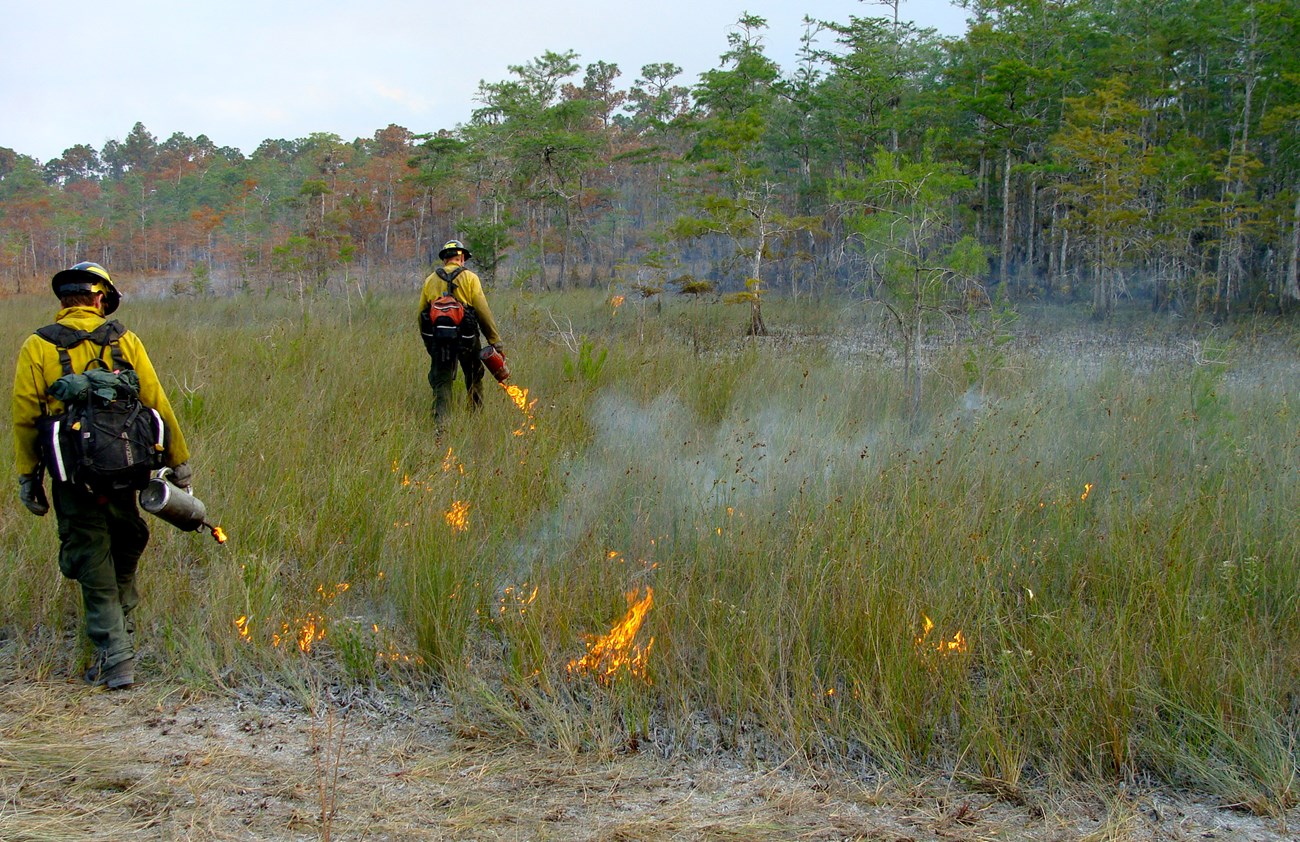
[210,524,227,544]
[501,382,536,435]
[568,587,655,685]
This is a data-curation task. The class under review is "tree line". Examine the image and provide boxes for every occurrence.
[1,0,1297,319]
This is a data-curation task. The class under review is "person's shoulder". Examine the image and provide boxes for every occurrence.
[105,321,147,350]
[18,330,47,354]
[93,318,139,342]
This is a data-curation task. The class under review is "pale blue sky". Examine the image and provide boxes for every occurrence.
[3,0,968,163]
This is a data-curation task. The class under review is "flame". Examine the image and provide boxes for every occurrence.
[1080,482,1093,501]
[917,614,934,642]
[275,614,327,653]
[365,622,424,664]
[445,500,470,532]
[498,584,539,617]
[390,449,464,496]
[501,382,537,435]
[317,582,350,601]
[915,613,968,654]
[234,582,350,653]
[567,587,655,685]
[210,525,227,544]
[610,295,625,309]
[233,578,425,664]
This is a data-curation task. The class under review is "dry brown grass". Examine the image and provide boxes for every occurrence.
[2,658,1297,842]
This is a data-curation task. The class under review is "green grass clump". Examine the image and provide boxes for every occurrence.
[1,287,1296,809]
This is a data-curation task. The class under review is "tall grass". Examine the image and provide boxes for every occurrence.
[1,287,1296,808]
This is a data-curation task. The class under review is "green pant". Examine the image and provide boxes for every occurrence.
[427,338,485,420]
[51,482,149,669]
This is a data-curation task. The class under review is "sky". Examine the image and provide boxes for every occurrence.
[2,0,969,165]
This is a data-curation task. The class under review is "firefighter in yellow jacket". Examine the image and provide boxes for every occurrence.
[12,262,191,690]
[418,240,504,421]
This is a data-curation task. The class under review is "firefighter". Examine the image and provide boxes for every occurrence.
[418,240,505,422]
[12,262,192,690]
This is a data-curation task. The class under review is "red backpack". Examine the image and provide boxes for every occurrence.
[420,267,479,353]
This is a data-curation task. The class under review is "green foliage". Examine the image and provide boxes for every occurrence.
[3,2,1298,316]
[674,275,714,296]
[190,262,212,297]
[458,215,515,278]
[839,148,988,411]
[562,338,608,385]
[1051,78,1152,317]
[1185,334,1236,458]
[962,293,1019,395]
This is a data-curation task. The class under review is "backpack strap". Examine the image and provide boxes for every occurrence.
[434,266,464,296]
[34,320,131,376]
[96,322,132,373]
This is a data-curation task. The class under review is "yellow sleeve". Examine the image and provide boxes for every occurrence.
[464,273,502,346]
[11,336,49,476]
[418,271,438,313]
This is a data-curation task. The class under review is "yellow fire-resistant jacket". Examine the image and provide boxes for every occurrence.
[418,263,502,346]
[11,306,190,477]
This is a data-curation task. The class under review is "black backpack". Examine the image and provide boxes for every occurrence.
[36,321,167,492]
[419,267,479,358]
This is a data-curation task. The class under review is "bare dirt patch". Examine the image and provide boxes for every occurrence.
[2,665,1295,842]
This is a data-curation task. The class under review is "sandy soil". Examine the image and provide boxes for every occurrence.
[2,667,1295,842]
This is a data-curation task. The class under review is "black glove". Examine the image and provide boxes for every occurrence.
[170,462,193,492]
[18,471,49,517]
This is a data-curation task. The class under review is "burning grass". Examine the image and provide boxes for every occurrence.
[566,587,656,685]
[1,289,1297,823]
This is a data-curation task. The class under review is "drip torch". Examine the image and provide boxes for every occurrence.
[479,344,509,382]
[138,468,227,543]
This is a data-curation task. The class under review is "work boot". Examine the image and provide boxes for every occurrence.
[103,658,134,689]
[85,657,135,690]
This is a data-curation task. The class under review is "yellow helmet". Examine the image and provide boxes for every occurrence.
[438,240,473,261]
[51,261,121,315]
